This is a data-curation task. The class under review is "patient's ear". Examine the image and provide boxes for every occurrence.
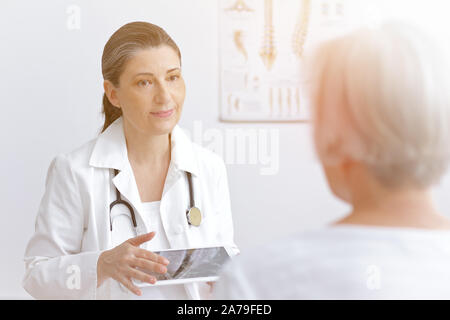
[332,157,355,203]
[341,157,362,187]
[103,80,121,109]
[340,157,354,176]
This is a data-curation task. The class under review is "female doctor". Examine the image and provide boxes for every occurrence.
[22,21,239,300]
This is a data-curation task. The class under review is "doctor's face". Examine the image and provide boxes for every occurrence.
[107,45,185,136]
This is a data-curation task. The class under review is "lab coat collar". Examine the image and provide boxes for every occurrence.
[88,117,200,177]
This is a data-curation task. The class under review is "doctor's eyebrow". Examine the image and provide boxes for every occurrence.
[134,68,181,77]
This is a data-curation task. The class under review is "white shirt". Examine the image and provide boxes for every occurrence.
[141,201,170,250]
[136,201,188,300]
[213,225,450,299]
[22,117,239,299]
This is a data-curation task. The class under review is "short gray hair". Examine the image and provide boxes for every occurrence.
[309,21,450,188]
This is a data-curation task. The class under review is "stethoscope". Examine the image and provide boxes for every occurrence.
[109,169,202,231]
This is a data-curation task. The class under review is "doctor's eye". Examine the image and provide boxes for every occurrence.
[168,74,180,81]
[137,80,152,87]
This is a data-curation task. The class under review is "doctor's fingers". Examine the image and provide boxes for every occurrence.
[126,268,157,285]
[132,257,168,274]
[135,248,170,265]
[118,276,142,296]
[127,231,156,247]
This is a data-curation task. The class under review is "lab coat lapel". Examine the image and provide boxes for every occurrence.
[163,128,200,300]
[170,125,199,178]
[89,117,128,171]
[160,125,199,207]
[89,117,146,234]
[112,162,145,231]
[159,125,200,236]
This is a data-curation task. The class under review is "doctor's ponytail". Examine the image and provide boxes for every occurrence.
[101,93,122,133]
[100,21,181,133]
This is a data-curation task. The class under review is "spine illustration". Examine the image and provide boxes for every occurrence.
[292,0,310,59]
[260,0,276,71]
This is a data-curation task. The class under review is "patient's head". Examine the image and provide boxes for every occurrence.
[309,22,450,203]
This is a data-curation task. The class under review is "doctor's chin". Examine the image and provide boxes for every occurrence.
[3,0,450,307]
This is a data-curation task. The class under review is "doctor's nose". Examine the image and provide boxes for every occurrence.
[153,82,171,105]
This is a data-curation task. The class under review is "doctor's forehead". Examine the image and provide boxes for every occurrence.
[121,46,181,79]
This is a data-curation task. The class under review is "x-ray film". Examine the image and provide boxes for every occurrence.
[135,246,232,287]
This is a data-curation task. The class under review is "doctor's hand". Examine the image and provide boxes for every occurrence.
[96,232,170,296]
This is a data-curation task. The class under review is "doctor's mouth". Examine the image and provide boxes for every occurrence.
[150,108,175,118]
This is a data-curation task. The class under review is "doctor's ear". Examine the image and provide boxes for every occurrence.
[103,80,121,109]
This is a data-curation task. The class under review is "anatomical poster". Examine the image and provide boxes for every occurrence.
[218,0,366,122]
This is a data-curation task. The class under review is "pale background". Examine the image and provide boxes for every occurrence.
[1,0,450,298]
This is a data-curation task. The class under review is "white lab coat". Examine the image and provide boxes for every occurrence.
[22,117,239,300]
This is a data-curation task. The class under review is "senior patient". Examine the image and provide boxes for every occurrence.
[213,22,450,299]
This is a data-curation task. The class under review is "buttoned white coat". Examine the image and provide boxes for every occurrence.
[22,117,239,299]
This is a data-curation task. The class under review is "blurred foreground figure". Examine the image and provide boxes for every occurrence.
[214,21,450,299]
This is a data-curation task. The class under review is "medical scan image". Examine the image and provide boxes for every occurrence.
[140,247,230,281]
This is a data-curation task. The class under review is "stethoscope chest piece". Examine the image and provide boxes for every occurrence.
[186,206,202,226]
[185,171,201,226]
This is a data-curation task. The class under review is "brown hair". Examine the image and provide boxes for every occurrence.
[101,21,181,133]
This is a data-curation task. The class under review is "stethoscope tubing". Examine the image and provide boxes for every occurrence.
[109,169,197,231]
[109,169,137,231]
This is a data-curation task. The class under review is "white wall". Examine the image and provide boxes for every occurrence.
[1,0,449,299]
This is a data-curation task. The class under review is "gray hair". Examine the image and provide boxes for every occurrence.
[309,21,450,188]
